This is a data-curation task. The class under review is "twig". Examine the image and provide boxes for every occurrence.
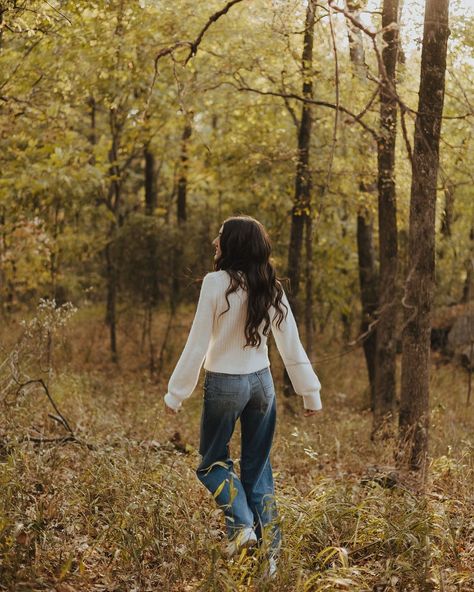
[184,0,246,65]
[144,0,247,119]
[43,0,72,24]
[16,378,74,435]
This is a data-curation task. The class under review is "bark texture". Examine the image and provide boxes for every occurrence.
[399,0,450,470]
[287,0,316,311]
[284,0,316,398]
[374,0,400,431]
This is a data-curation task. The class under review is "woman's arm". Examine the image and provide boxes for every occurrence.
[270,288,322,411]
[164,273,217,411]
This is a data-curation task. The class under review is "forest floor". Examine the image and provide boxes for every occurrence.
[0,305,473,592]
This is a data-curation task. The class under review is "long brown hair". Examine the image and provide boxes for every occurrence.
[214,215,288,347]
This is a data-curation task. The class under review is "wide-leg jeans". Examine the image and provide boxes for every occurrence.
[196,366,281,557]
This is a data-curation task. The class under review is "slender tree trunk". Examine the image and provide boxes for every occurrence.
[177,119,192,226]
[344,1,368,80]
[105,109,122,364]
[284,0,316,397]
[462,228,474,303]
[87,96,96,165]
[399,0,450,470]
[440,181,454,239]
[398,0,407,64]
[373,0,400,433]
[305,214,314,358]
[144,145,157,215]
[357,209,379,409]
[103,3,126,364]
[344,2,379,409]
[171,118,192,308]
[143,143,159,374]
[287,0,316,310]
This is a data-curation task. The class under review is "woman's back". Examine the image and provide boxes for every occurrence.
[164,268,321,412]
[205,270,271,373]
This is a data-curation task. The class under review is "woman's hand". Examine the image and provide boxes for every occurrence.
[165,403,179,416]
[303,409,320,417]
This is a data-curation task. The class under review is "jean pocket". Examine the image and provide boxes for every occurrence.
[206,373,242,395]
[257,372,275,399]
[263,383,275,399]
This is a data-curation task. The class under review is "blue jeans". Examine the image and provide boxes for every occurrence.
[196,366,281,557]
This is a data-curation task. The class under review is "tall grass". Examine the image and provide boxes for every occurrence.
[0,303,473,591]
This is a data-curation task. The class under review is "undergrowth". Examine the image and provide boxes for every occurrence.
[0,302,473,591]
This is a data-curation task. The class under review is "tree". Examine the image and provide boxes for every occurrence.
[284,0,316,398]
[399,0,450,470]
[373,0,400,433]
[286,0,316,311]
[344,1,379,409]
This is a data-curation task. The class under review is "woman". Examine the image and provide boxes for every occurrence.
[163,215,322,577]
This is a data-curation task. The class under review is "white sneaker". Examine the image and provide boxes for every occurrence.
[225,526,258,558]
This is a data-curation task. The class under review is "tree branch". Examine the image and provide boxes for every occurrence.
[184,0,246,65]
[231,74,379,140]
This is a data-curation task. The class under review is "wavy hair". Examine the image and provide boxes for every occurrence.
[214,215,288,347]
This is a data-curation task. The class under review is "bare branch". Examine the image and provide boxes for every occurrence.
[184,0,246,65]
[231,74,379,140]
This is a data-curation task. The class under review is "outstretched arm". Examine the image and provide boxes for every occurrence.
[164,274,217,411]
[270,289,322,411]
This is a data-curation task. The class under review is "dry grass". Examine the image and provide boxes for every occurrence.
[0,301,473,591]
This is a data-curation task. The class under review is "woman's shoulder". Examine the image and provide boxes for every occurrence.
[201,270,228,289]
[203,270,228,281]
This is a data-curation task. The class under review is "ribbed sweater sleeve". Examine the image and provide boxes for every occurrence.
[270,289,322,411]
[164,273,217,411]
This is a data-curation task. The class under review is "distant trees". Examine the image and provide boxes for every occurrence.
[0,0,470,470]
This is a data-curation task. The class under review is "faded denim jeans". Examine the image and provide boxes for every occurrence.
[196,366,281,557]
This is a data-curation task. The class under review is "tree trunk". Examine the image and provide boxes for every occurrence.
[344,1,368,80]
[357,209,379,409]
[399,0,450,470]
[440,181,454,239]
[171,119,192,308]
[287,0,315,309]
[305,214,314,359]
[88,96,96,150]
[284,0,316,398]
[144,145,157,215]
[177,119,192,225]
[462,227,474,303]
[104,108,122,364]
[373,0,400,433]
[344,2,379,409]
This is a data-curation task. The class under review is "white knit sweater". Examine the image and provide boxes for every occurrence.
[164,270,322,411]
